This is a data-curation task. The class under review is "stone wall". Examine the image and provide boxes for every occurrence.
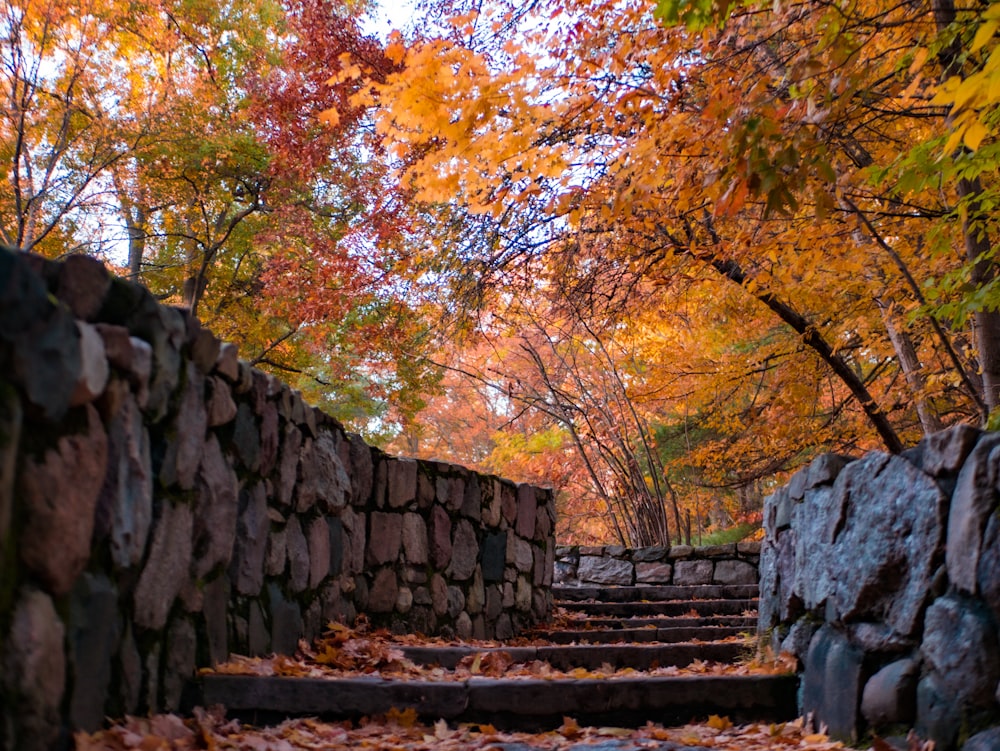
[0,248,555,750]
[555,542,760,586]
[759,426,1000,750]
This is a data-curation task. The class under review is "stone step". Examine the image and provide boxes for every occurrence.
[552,584,759,603]
[201,673,799,731]
[557,598,758,618]
[535,625,752,645]
[399,641,749,670]
[558,614,757,631]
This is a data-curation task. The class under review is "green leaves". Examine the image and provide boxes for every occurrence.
[653,0,738,30]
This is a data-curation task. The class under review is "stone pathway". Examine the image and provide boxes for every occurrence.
[199,581,798,732]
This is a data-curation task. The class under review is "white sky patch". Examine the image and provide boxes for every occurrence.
[361,0,418,40]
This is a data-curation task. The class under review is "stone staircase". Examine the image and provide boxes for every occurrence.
[199,581,798,731]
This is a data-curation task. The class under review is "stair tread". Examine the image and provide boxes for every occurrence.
[201,673,798,731]
[557,599,757,617]
[536,625,752,644]
[553,584,758,603]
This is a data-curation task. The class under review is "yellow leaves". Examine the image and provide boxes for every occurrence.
[706,714,733,730]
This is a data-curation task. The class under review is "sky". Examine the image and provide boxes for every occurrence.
[361,0,418,40]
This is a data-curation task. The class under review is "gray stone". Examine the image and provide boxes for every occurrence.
[632,546,668,563]
[430,504,453,569]
[69,574,119,731]
[554,559,577,584]
[511,536,534,574]
[828,453,945,636]
[348,433,373,505]
[575,556,630,585]
[57,253,111,319]
[431,574,448,616]
[259,401,279,476]
[192,433,238,578]
[515,576,532,612]
[368,568,399,613]
[2,587,66,751]
[737,541,761,555]
[188,323,221,374]
[861,657,919,728]
[916,673,961,750]
[779,619,817,662]
[298,433,350,513]
[495,613,514,640]
[10,302,81,421]
[449,520,479,581]
[482,531,507,582]
[806,453,853,489]
[402,512,429,565]
[791,479,843,612]
[307,516,331,588]
[101,392,153,569]
[286,516,310,593]
[203,575,230,666]
[923,423,982,477]
[467,569,485,614]
[948,434,1000,593]
[368,511,403,566]
[775,531,799,621]
[387,457,418,508]
[277,423,302,507]
[164,618,197,712]
[714,559,757,585]
[215,342,240,381]
[516,484,537,539]
[232,402,260,472]
[248,600,270,656]
[787,468,808,501]
[922,595,1000,707]
[533,546,545,586]
[802,625,864,743]
[543,542,555,586]
[118,622,142,713]
[266,525,287,577]
[757,539,778,631]
[418,469,435,510]
[636,562,673,583]
[269,583,304,656]
[667,545,693,559]
[765,488,791,536]
[20,403,108,595]
[462,476,482,520]
[979,514,1000,623]
[699,543,736,558]
[230,482,270,596]
[143,642,160,713]
[500,483,517,523]
[963,727,1000,751]
[128,336,153,408]
[456,611,473,640]
[485,584,503,620]
[674,559,714,585]
[134,501,193,629]
[483,479,502,526]
[445,475,465,511]
[396,586,414,614]
[447,586,465,618]
[341,507,366,575]
[328,517,344,578]
[70,321,109,405]
[847,622,913,654]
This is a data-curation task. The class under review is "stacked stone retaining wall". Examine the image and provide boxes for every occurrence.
[0,248,555,749]
[759,425,1000,750]
[555,542,760,586]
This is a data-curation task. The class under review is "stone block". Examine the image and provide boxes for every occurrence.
[276,423,302,508]
[269,583,304,656]
[803,625,864,743]
[632,546,668,563]
[215,342,240,381]
[231,402,260,472]
[248,600,270,656]
[258,401,279,476]
[462,476,482,520]
[515,484,537,539]
[100,392,153,569]
[367,511,403,566]
[230,482,269,597]
[806,453,853,489]
[328,517,344,578]
[286,516,310,593]
[511,536,534,574]
[2,587,66,751]
[667,545,693,559]
[387,457,418,508]
[916,673,961,750]
[636,562,673,584]
[368,568,399,613]
[861,657,919,728]
[57,253,111,320]
[963,727,1000,751]
[298,433,350,513]
[948,434,1000,594]
[714,559,757,585]
[578,555,633,585]
[779,619,817,662]
[20,403,107,595]
[307,516,331,589]
[922,423,982,477]
[192,433,238,578]
[430,504,453,569]
[500,482,517,523]
[402,512,429,566]
[482,531,506,583]
[699,543,736,558]
[347,433,373,505]
[203,575,230,667]
[448,519,479,581]
[921,595,1000,707]
[68,574,119,731]
[70,321,109,406]
[341,507,366,575]
[673,559,714,585]
[134,501,193,630]
[446,586,465,618]
[163,617,197,712]
[396,586,413,614]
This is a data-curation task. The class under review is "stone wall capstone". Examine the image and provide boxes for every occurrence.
[555,542,760,587]
[0,248,555,750]
[759,425,1000,750]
